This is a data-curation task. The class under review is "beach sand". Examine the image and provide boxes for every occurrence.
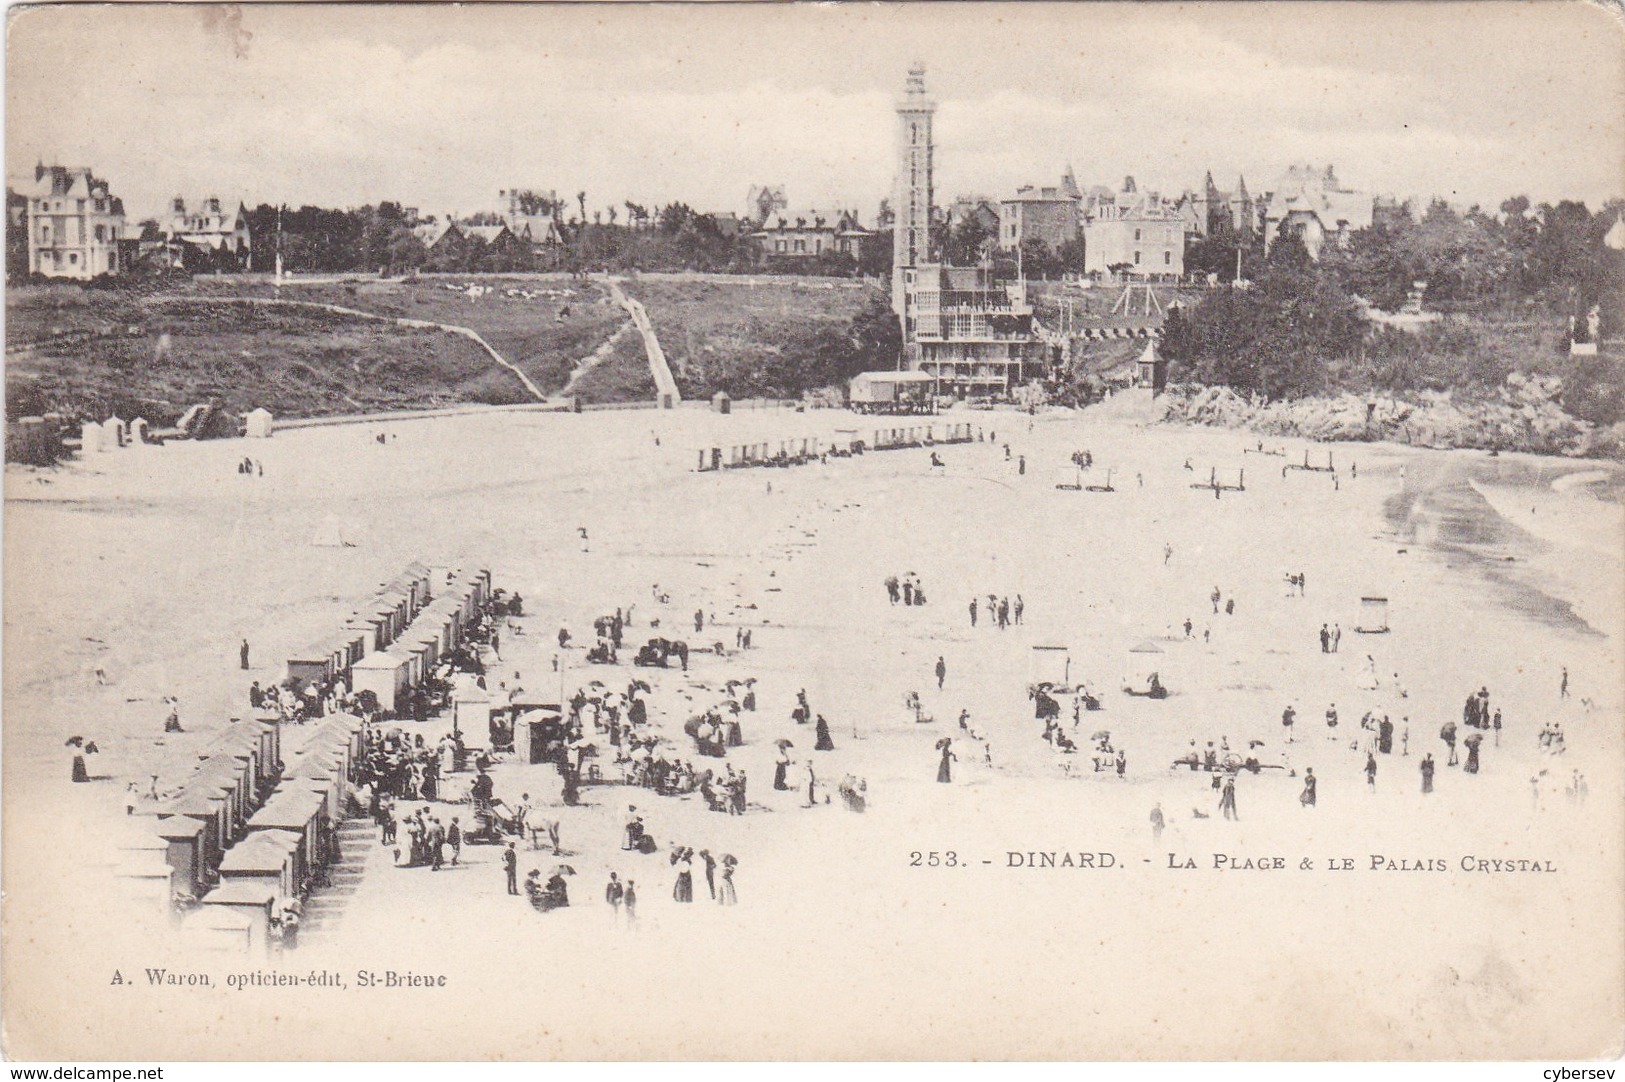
[4,404,1621,1060]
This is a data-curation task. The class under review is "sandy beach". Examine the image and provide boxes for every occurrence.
[4,403,1621,1060]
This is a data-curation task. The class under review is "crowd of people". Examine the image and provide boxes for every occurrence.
[969,593,1022,629]
[884,573,929,606]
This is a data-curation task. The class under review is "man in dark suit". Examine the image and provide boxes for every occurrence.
[503,842,518,894]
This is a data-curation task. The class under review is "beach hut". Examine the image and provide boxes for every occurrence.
[284,651,333,696]
[244,408,274,438]
[1357,596,1390,634]
[181,905,258,956]
[252,715,284,790]
[155,815,208,897]
[114,853,177,919]
[130,417,149,445]
[513,706,568,766]
[218,828,302,897]
[189,758,249,842]
[200,880,278,955]
[1029,645,1072,688]
[104,416,127,448]
[159,789,229,873]
[712,391,732,415]
[1133,341,1168,394]
[79,421,103,453]
[345,621,383,655]
[352,650,411,713]
[247,785,327,882]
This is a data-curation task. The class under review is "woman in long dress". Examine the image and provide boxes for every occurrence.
[937,742,956,783]
[672,847,694,902]
[1300,768,1317,807]
[773,753,790,791]
[716,857,737,906]
[814,714,835,751]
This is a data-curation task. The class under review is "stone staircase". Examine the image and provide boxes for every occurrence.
[296,818,376,947]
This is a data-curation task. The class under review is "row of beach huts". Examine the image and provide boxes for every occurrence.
[110,561,495,954]
[6,406,277,465]
[694,422,979,472]
[281,562,493,718]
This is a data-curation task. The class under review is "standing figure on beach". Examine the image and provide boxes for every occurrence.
[1219,776,1238,820]
[1150,803,1165,842]
[671,847,694,903]
[814,714,835,751]
[1365,753,1378,791]
[935,656,947,690]
[1420,754,1435,794]
[1299,768,1317,808]
[773,750,791,791]
[716,855,738,906]
[1441,721,1458,766]
[1560,667,1569,699]
[1014,595,1024,625]
[1281,705,1296,743]
[968,597,977,627]
[937,739,956,783]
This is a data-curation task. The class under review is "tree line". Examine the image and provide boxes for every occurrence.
[1159,196,1625,422]
[236,199,892,278]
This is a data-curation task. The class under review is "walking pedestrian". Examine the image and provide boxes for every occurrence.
[968,597,977,627]
[240,639,250,670]
[815,714,835,751]
[935,656,946,690]
[1299,768,1317,808]
[1560,667,1569,699]
[503,842,518,895]
[1013,595,1024,625]
[1365,753,1377,791]
[1219,777,1238,820]
[1281,704,1296,743]
[448,817,462,865]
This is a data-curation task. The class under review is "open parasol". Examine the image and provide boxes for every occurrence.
[775,738,795,750]
[1464,732,1484,749]
[935,737,953,750]
[552,865,577,876]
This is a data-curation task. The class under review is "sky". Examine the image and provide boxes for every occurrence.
[6,2,1624,223]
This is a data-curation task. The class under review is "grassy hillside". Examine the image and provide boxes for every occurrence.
[5,286,529,424]
[568,328,658,403]
[192,276,625,394]
[622,277,871,398]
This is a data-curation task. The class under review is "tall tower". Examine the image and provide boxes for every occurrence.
[892,64,936,328]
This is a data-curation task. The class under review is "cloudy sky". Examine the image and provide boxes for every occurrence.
[7,2,1623,222]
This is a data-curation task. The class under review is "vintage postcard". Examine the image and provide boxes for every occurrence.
[3,0,1623,1063]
